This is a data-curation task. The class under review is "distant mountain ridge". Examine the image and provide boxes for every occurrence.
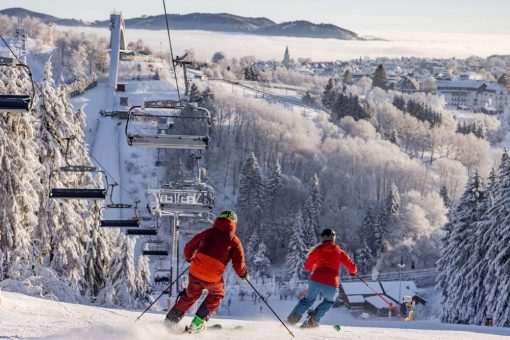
[0,7,360,40]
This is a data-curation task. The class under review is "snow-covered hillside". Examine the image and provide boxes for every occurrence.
[1,290,509,339]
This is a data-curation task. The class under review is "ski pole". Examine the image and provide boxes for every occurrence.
[135,266,189,321]
[355,274,405,319]
[244,277,295,338]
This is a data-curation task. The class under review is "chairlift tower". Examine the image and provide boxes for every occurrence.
[147,181,214,301]
[14,20,27,60]
[107,12,126,110]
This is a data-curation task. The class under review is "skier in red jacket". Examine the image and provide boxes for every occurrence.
[165,210,248,333]
[287,228,357,328]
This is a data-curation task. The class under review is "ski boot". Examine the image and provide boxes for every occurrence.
[186,315,206,334]
[300,317,319,329]
[300,310,319,329]
[164,308,184,330]
[286,312,302,325]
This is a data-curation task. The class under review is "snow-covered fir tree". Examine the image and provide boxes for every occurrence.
[265,159,283,206]
[83,212,112,297]
[437,171,485,324]
[375,184,400,258]
[354,240,374,275]
[361,205,380,257]
[373,64,388,89]
[475,153,510,327]
[238,152,263,238]
[245,231,260,267]
[321,78,338,110]
[252,242,272,279]
[99,233,138,307]
[0,65,40,280]
[135,254,151,302]
[0,59,137,305]
[302,173,321,246]
[284,211,307,280]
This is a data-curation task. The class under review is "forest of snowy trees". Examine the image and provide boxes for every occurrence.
[437,152,510,327]
[0,61,150,307]
[186,67,500,283]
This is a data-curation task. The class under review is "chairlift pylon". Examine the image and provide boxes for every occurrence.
[49,137,107,200]
[125,101,211,150]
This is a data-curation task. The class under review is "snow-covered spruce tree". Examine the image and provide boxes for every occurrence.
[83,207,112,297]
[466,168,497,325]
[437,171,485,324]
[354,240,374,275]
[361,205,380,257]
[284,211,307,280]
[372,64,388,90]
[237,152,263,239]
[135,254,151,303]
[38,63,98,294]
[343,70,353,86]
[302,173,321,246]
[475,153,510,327]
[321,78,338,110]
[252,242,272,279]
[375,184,400,258]
[0,65,41,280]
[265,159,283,206]
[98,233,137,307]
[245,231,260,267]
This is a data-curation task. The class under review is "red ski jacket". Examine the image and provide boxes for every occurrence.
[185,217,247,283]
[304,241,357,288]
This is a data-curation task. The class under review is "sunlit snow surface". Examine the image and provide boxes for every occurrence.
[1,291,509,339]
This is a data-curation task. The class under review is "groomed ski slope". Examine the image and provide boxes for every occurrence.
[1,291,509,339]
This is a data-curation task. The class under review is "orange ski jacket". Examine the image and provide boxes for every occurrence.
[185,217,247,283]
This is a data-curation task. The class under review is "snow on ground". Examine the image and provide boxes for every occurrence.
[71,79,177,213]
[205,79,321,119]
[1,290,509,339]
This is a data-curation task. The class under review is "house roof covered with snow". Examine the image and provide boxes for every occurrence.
[341,281,383,295]
[346,295,365,304]
[340,280,426,310]
[436,80,507,94]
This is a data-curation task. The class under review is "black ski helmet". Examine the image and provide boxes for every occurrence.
[320,228,336,241]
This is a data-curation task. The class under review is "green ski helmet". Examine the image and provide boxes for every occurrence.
[218,210,238,223]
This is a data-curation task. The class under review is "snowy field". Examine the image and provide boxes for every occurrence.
[1,291,509,339]
[60,26,510,61]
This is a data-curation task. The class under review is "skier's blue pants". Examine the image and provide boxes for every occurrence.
[290,281,338,322]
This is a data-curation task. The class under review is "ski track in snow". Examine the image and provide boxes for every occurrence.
[1,291,509,339]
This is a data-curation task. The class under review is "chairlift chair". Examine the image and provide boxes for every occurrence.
[125,101,211,150]
[180,217,214,236]
[100,186,141,228]
[154,268,171,284]
[126,228,158,236]
[0,95,32,112]
[142,240,169,256]
[49,138,107,200]
[0,61,35,113]
[148,180,214,216]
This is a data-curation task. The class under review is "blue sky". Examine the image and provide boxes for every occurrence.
[1,0,509,35]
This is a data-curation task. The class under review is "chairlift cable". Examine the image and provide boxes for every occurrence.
[162,0,182,101]
[0,32,137,202]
